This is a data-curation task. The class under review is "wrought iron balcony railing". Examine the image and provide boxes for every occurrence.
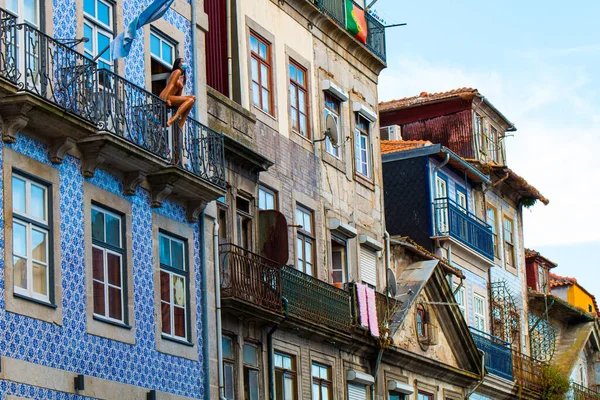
[219,243,282,314]
[0,14,226,189]
[281,265,352,332]
[469,327,513,381]
[512,350,544,394]
[573,383,600,400]
[374,290,401,333]
[433,197,494,260]
[312,0,386,62]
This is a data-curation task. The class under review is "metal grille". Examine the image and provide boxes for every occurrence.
[512,350,544,394]
[470,327,513,381]
[573,383,600,400]
[281,265,352,331]
[219,243,282,313]
[528,313,557,362]
[490,280,521,347]
[0,9,17,83]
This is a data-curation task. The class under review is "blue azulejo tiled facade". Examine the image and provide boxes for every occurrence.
[0,134,206,398]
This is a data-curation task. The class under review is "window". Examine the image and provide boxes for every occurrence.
[12,173,51,303]
[91,205,125,323]
[258,186,276,210]
[218,196,229,244]
[6,0,39,25]
[435,175,448,234]
[474,294,486,332]
[275,352,296,400]
[150,30,176,96]
[223,336,235,400]
[453,284,466,318]
[456,187,467,211]
[159,232,189,341]
[250,31,272,115]
[324,93,341,158]
[83,0,114,70]
[474,113,485,158]
[355,114,371,177]
[537,266,548,293]
[331,236,347,284]
[486,204,499,258]
[418,392,433,400]
[389,394,405,400]
[416,305,427,338]
[236,196,252,250]
[503,216,515,266]
[359,246,377,287]
[296,206,314,276]
[311,362,332,400]
[289,60,309,137]
[489,127,499,163]
[243,343,260,400]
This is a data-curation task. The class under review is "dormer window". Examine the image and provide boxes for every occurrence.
[537,265,548,293]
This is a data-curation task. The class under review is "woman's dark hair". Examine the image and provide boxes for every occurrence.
[171,57,185,74]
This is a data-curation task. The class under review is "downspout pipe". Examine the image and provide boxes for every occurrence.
[466,350,486,399]
[191,0,199,117]
[213,218,227,400]
[268,298,289,400]
[371,348,384,400]
[384,231,391,290]
[200,212,211,400]
[433,152,450,175]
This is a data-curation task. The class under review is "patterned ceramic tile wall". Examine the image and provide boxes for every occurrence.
[0,134,205,398]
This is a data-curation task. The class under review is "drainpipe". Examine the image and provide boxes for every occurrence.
[226,0,233,99]
[268,298,289,400]
[372,348,384,400]
[200,212,211,400]
[384,231,391,290]
[465,350,486,399]
[213,218,226,400]
[191,0,199,117]
[433,152,450,174]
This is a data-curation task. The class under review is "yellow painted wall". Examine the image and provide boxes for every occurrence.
[568,284,597,313]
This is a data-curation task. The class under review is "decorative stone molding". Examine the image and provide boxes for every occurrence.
[49,137,76,164]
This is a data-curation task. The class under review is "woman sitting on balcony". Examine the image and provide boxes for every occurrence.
[160,57,196,129]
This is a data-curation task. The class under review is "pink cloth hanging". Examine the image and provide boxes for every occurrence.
[356,283,369,328]
[366,286,380,337]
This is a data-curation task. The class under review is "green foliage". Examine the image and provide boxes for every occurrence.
[540,364,571,400]
[520,197,538,208]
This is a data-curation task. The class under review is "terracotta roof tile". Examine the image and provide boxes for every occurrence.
[379,87,478,112]
[525,248,558,267]
[380,140,433,155]
[549,273,599,313]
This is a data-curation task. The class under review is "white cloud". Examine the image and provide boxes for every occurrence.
[379,54,600,246]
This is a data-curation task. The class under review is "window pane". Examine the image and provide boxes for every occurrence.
[84,24,93,52]
[284,376,294,400]
[92,209,105,242]
[311,364,319,378]
[12,177,26,213]
[92,247,104,280]
[161,301,171,334]
[262,89,270,113]
[296,238,303,265]
[31,229,47,263]
[283,355,292,370]
[312,383,320,400]
[13,222,27,256]
[248,369,260,400]
[321,386,329,400]
[23,0,37,25]
[303,213,312,233]
[14,256,27,289]
[171,240,184,270]
[172,275,186,306]
[259,42,267,59]
[108,286,122,320]
[97,0,110,25]
[150,34,160,57]
[224,364,235,400]
[305,241,312,265]
[105,213,120,247]
[297,69,304,85]
[274,353,283,368]
[252,83,260,107]
[160,270,170,302]
[261,64,269,88]
[289,63,296,81]
[223,337,233,358]
[160,235,171,266]
[300,115,307,136]
[174,306,185,337]
[243,344,258,366]
[97,32,111,59]
[162,42,173,64]
[250,35,258,53]
[107,252,121,286]
[6,0,17,14]
[84,0,95,16]
[94,281,106,315]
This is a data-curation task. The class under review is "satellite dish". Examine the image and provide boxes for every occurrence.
[386,268,397,297]
[325,113,340,148]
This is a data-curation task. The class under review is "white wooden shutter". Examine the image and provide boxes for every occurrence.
[348,383,367,400]
[359,246,377,287]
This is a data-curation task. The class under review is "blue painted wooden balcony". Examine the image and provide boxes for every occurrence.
[433,197,494,261]
[0,12,225,199]
[469,327,513,381]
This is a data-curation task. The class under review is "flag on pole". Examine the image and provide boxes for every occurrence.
[109,0,175,60]
[345,0,368,44]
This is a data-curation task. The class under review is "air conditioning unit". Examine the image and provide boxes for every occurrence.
[380,125,401,141]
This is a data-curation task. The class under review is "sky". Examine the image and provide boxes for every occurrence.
[374,1,600,295]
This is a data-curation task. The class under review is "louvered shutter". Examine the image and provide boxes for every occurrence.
[359,246,377,287]
[348,383,367,400]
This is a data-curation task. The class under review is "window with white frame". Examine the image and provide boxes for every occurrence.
[6,0,39,25]
[355,114,371,177]
[258,185,276,210]
[473,294,486,332]
[324,92,341,158]
[91,205,125,323]
[12,173,51,302]
[296,205,314,276]
[456,188,467,211]
[503,216,515,266]
[159,232,189,341]
[486,204,500,258]
[489,126,499,163]
[150,29,176,96]
[83,0,114,70]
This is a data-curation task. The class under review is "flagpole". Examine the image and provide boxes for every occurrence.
[92,43,111,63]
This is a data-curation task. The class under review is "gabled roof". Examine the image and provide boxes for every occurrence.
[525,248,558,268]
[379,87,515,129]
[549,273,599,313]
[380,140,433,155]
